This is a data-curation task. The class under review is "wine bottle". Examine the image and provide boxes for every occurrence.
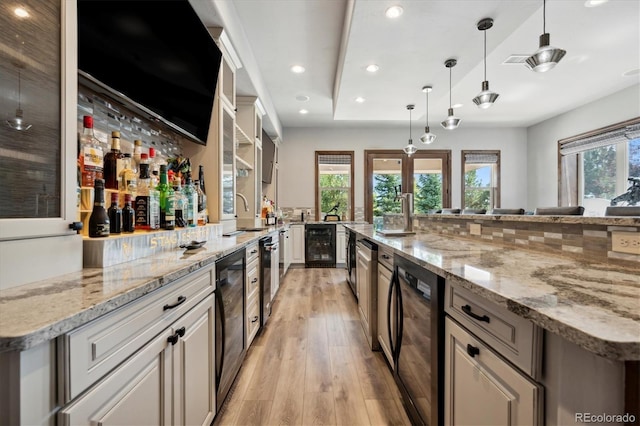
[104,131,124,190]
[182,172,198,227]
[88,178,110,238]
[108,192,122,234]
[157,165,175,230]
[122,194,135,233]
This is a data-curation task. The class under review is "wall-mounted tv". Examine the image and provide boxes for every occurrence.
[77,0,222,145]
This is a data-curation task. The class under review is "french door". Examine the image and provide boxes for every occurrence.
[364,150,451,225]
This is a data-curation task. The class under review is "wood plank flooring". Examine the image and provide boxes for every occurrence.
[213,267,411,426]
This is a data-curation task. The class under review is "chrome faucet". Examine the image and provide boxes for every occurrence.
[235,192,249,212]
[394,185,414,232]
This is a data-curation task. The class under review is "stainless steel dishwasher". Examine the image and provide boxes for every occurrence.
[356,239,378,350]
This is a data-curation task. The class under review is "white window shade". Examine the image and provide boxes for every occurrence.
[464,153,498,164]
[560,123,640,156]
[318,154,351,165]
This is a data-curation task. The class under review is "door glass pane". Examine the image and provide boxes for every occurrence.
[414,158,443,213]
[0,0,61,218]
[222,107,234,215]
[317,153,352,221]
[372,158,402,230]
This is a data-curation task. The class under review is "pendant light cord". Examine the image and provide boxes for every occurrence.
[409,108,412,140]
[425,91,429,123]
[483,30,487,81]
[543,0,546,33]
[449,66,452,108]
[17,70,22,109]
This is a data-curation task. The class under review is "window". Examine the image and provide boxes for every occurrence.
[461,151,500,210]
[559,118,640,216]
[315,151,354,221]
[365,150,451,227]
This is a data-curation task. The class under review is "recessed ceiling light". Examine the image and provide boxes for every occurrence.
[355,97,365,103]
[366,64,379,73]
[584,0,608,7]
[622,68,640,77]
[290,65,305,74]
[299,109,309,115]
[452,103,464,109]
[14,7,29,18]
[296,95,310,102]
[385,5,403,19]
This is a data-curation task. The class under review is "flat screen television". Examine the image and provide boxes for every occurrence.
[77,0,222,145]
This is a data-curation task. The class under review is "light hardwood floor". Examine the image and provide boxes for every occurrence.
[213,267,411,426]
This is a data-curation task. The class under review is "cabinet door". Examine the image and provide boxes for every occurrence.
[377,262,394,367]
[173,294,216,426]
[58,329,172,426]
[221,103,236,220]
[291,225,305,264]
[356,246,370,330]
[336,226,346,264]
[445,317,542,426]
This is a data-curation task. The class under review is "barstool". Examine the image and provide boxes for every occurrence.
[440,208,461,214]
[604,206,640,216]
[461,208,486,214]
[534,206,585,215]
[489,208,525,215]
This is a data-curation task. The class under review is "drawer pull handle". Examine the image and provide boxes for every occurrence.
[164,296,187,311]
[251,249,258,254]
[382,254,391,259]
[251,316,259,323]
[462,304,490,323]
[466,344,480,358]
[251,278,258,283]
[167,327,186,346]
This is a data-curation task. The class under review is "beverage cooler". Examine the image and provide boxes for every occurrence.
[304,224,336,268]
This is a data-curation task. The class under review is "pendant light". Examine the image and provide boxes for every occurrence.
[472,18,499,109]
[403,104,417,156]
[5,66,32,131]
[525,0,566,73]
[419,86,436,145]
[441,59,460,130]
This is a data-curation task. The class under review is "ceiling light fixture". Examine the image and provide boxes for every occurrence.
[299,109,309,114]
[366,64,379,73]
[5,65,31,131]
[290,65,305,74]
[14,7,29,18]
[296,95,310,102]
[525,0,566,73]
[419,86,436,145]
[441,59,461,130]
[385,6,403,19]
[472,18,499,109]
[403,104,417,156]
[584,0,608,7]
[355,97,365,103]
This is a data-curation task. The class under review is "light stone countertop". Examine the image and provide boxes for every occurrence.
[0,228,280,354]
[345,224,640,361]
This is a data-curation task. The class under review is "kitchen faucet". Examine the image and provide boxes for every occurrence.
[394,185,414,232]
[235,192,249,212]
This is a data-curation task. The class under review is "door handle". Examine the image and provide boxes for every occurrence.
[163,295,186,311]
[387,268,396,357]
[466,344,480,358]
[462,304,490,323]
[251,316,259,323]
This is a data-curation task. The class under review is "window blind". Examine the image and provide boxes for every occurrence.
[464,153,499,164]
[318,154,351,165]
[559,123,640,156]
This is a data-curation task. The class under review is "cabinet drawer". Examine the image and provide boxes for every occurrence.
[62,266,214,401]
[246,242,259,265]
[378,245,393,272]
[246,296,260,346]
[445,282,542,379]
[246,258,260,300]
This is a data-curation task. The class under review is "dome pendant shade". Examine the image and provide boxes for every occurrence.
[441,108,460,130]
[5,108,31,131]
[525,33,566,72]
[420,126,437,144]
[472,80,500,109]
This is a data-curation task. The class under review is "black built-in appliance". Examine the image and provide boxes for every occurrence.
[214,249,246,411]
[259,236,275,326]
[77,0,222,145]
[305,223,336,268]
[346,229,357,298]
[387,254,444,425]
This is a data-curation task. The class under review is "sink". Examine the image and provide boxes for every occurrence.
[376,229,416,236]
[237,227,268,232]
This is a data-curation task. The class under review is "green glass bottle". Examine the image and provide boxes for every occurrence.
[157,165,175,230]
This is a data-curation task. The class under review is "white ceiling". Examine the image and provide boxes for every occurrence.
[194,0,640,138]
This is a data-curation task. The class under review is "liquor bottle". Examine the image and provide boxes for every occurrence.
[108,192,122,234]
[119,153,137,200]
[88,178,110,238]
[172,176,188,228]
[122,194,135,233]
[132,139,142,173]
[104,131,124,190]
[79,115,104,187]
[198,165,206,196]
[148,147,160,188]
[182,172,198,227]
[134,160,160,230]
[195,179,207,225]
[157,165,175,230]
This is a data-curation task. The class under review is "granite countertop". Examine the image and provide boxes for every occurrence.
[0,228,280,354]
[344,224,640,361]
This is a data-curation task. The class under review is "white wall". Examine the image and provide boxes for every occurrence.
[526,84,640,210]
[278,126,528,211]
